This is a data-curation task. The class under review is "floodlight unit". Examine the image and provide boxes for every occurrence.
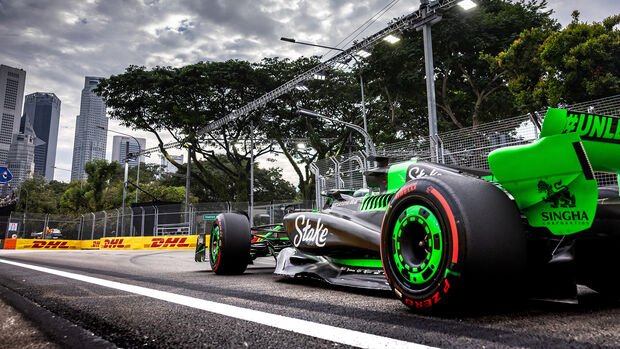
[356,50,372,58]
[133,0,473,158]
[382,34,401,44]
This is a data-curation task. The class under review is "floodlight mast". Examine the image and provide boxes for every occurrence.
[133,0,469,158]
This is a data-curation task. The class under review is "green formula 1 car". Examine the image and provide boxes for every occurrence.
[197,108,620,312]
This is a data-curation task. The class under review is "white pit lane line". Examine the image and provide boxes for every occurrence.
[0,258,436,349]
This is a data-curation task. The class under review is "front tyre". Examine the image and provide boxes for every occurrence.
[380,175,526,312]
[210,213,251,275]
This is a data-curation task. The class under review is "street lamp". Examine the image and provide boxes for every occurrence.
[281,36,392,158]
[296,108,376,156]
[97,126,143,204]
[415,0,477,162]
[297,108,376,189]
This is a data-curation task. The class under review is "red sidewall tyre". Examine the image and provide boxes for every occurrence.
[210,213,251,275]
[380,175,526,312]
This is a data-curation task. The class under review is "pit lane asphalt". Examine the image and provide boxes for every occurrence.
[0,250,618,349]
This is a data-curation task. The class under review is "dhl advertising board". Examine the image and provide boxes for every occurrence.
[81,240,101,249]
[99,236,199,250]
[5,239,83,250]
[1,236,202,250]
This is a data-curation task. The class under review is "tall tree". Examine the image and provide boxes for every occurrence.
[15,175,59,214]
[364,0,555,135]
[97,58,361,201]
[59,181,89,214]
[498,12,620,111]
[83,159,120,211]
[258,56,362,199]
[96,61,275,202]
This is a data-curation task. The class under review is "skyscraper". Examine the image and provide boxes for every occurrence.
[111,135,146,168]
[22,92,61,180]
[70,77,107,181]
[1,114,37,195]
[0,65,26,164]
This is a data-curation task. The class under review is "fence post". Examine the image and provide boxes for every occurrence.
[5,211,12,238]
[21,212,25,238]
[103,211,107,238]
[330,158,341,189]
[90,212,95,240]
[140,207,145,237]
[310,163,322,209]
[270,201,274,225]
[129,208,134,237]
[79,214,84,240]
[361,153,368,189]
[115,209,120,237]
[41,214,46,235]
[153,206,159,236]
[190,204,195,235]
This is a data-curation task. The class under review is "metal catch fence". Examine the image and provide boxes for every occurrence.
[3,201,317,239]
[3,95,619,239]
[313,95,620,203]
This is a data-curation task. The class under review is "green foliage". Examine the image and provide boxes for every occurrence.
[257,56,362,199]
[15,175,61,214]
[499,14,620,111]
[59,181,88,214]
[365,0,555,132]
[158,155,297,203]
[83,159,121,211]
[251,166,297,202]
[95,57,365,201]
[139,183,189,203]
[95,60,277,201]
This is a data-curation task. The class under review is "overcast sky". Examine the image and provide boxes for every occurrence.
[0,0,618,183]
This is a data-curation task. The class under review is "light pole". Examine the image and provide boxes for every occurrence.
[298,108,376,188]
[97,126,142,203]
[415,0,477,162]
[281,37,376,157]
[297,108,376,156]
[184,143,191,224]
[249,121,255,227]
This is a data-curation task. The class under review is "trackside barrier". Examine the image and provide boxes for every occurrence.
[99,236,199,250]
[1,236,205,250]
[0,239,82,250]
[81,240,101,249]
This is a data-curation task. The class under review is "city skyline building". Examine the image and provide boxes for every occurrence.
[1,114,38,195]
[0,64,26,165]
[70,77,107,181]
[23,92,61,180]
[111,135,146,168]
[161,154,184,173]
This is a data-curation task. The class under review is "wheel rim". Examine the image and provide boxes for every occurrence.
[392,205,443,285]
[210,226,221,263]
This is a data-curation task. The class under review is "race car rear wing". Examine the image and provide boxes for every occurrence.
[488,108,620,236]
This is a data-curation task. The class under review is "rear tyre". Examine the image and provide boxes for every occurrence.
[210,213,251,275]
[380,175,526,312]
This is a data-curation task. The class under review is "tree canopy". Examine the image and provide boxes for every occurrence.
[16,157,296,214]
[497,12,620,113]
